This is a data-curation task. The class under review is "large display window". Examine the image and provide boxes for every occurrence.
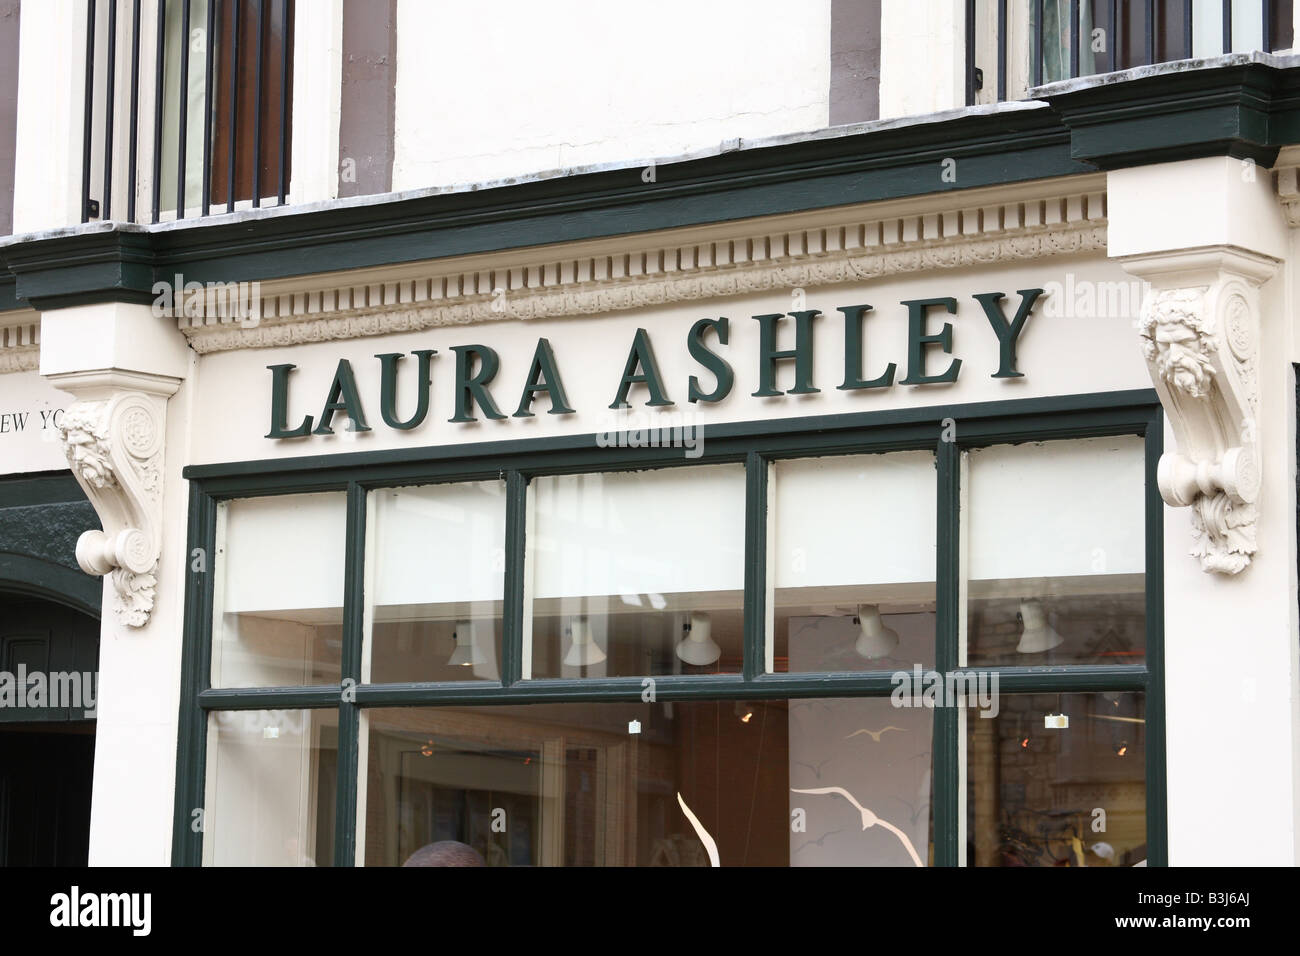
[176,391,1163,867]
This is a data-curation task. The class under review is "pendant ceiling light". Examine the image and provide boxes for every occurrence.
[446,620,483,667]
[563,616,606,667]
[675,611,720,666]
[854,604,900,660]
[1016,599,1064,654]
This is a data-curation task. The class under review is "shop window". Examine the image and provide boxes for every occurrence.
[211,491,345,687]
[966,692,1147,867]
[361,697,932,867]
[770,450,937,673]
[203,707,337,866]
[964,435,1146,667]
[179,397,1162,867]
[527,466,746,679]
[365,481,506,684]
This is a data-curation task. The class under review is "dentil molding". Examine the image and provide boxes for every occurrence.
[175,191,1108,353]
[49,370,181,627]
[0,315,39,374]
[1124,246,1276,574]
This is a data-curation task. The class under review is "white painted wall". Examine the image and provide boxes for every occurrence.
[391,0,832,190]
[0,369,74,474]
[1109,156,1300,866]
[879,0,964,120]
[34,300,195,866]
[83,364,194,865]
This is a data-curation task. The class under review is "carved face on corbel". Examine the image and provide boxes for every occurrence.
[1139,288,1214,399]
[59,405,116,490]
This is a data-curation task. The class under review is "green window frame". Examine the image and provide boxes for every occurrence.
[171,388,1166,866]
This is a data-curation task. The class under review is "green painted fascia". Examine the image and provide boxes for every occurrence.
[153,109,1078,285]
[3,229,155,311]
[1,109,1080,312]
[9,60,1300,316]
[0,272,19,312]
[1041,60,1300,168]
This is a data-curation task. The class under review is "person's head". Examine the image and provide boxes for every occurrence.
[402,841,487,867]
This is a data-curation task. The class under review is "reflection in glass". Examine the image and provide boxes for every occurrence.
[361,697,932,866]
[211,492,346,687]
[527,466,745,678]
[966,692,1146,867]
[772,452,936,673]
[965,436,1146,667]
[365,482,506,684]
[203,708,338,866]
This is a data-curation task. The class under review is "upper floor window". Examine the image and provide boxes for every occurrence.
[81,0,293,224]
[0,0,18,238]
[968,0,1294,105]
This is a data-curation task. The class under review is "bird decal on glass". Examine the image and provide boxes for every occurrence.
[844,726,905,742]
[794,828,848,852]
[676,792,720,867]
[791,785,924,867]
[792,756,834,780]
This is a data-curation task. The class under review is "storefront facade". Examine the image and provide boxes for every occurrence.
[1,3,1298,867]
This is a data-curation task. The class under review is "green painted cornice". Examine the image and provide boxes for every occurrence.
[1,227,154,311]
[1034,53,1300,168]
[4,54,1300,314]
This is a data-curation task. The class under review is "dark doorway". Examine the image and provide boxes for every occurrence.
[0,596,99,866]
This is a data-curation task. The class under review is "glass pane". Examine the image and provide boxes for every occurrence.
[365,482,506,683]
[1229,0,1264,53]
[361,697,931,866]
[527,466,745,678]
[203,708,338,866]
[965,436,1145,667]
[159,0,211,215]
[771,451,936,673]
[966,691,1147,867]
[212,492,346,687]
[1037,0,1076,82]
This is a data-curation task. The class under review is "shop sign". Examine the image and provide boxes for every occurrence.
[265,291,1042,439]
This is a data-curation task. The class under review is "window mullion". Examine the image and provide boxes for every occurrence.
[171,484,218,866]
[1143,408,1168,866]
[933,434,961,866]
[333,480,366,867]
[742,451,769,681]
[501,470,528,687]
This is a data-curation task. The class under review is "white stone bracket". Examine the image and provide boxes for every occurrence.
[1122,247,1276,574]
[47,370,181,627]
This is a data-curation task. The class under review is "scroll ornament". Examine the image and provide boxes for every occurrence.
[59,393,166,626]
[1138,281,1261,573]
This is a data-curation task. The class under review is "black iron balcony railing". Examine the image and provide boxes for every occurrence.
[966,0,1294,105]
[81,0,294,225]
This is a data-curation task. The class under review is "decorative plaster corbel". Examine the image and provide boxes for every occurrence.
[49,371,180,627]
[1275,165,1300,228]
[1124,248,1275,574]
